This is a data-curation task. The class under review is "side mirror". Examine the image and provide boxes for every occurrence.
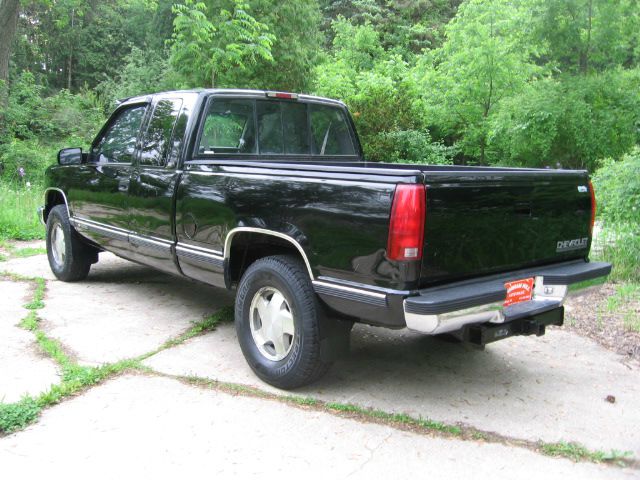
[58,147,83,165]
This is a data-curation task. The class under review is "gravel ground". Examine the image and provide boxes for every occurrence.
[563,284,640,363]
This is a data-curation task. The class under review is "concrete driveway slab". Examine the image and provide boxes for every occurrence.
[0,280,59,403]
[144,322,640,457]
[0,375,631,479]
[37,253,234,364]
[0,254,57,280]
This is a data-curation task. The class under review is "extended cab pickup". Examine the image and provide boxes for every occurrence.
[40,89,611,389]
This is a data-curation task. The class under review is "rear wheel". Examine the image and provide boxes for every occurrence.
[46,205,98,281]
[235,255,345,389]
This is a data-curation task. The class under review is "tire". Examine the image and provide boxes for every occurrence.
[235,255,338,389]
[46,205,97,282]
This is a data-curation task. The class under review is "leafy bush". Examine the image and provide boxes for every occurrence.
[595,225,640,282]
[97,47,180,105]
[315,21,450,164]
[592,149,640,225]
[366,129,455,165]
[0,183,45,240]
[0,139,61,185]
[488,70,640,170]
[0,71,105,185]
[592,149,640,281]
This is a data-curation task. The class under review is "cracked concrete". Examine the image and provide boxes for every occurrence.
[0,375,633,479]
[1,250,638,478]
[0,280,60,402]
[39,253,233,364]
[143,322,640,457]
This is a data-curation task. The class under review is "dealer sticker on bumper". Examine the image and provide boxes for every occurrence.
[503,277,535,307]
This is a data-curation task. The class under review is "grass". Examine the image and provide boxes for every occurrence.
[24,277,45,310]
[606,283,640,333]
[0,272,144,434]
[138,306,234,361]
[0,183,45,241]
[540,441,632,465]
[0,397,41,434]
[13,247,47,257]
[594,223,640,283]
[325,401,462,435]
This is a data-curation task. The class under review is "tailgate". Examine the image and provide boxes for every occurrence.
[420,170,593,287]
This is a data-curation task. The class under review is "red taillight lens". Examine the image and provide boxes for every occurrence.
[387,184,426,261]
[589,180,596,235]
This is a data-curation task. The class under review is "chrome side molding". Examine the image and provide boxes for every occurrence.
[224,227,314,280]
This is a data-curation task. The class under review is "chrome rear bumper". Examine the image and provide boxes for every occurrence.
[403,260,610,335]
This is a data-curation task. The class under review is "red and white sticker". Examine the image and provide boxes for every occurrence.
[503,277,535,307]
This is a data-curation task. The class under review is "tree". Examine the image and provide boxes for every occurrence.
[415,0,542,163]
[226,0,323,92]
[169,0,274,87]
[529,0,640,74]
[0,0,20,84]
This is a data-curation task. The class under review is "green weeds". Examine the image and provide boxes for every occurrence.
[0,397,41,434]
[13,247,47,258]
[24,277,45,310]
[138,307,234,361]
[325,401,462,435]
[540,441,632,465]
[605,283,640,333]
[0,184,45,241]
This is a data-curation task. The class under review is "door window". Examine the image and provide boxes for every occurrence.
[140,98,183,167]
[91,105,146,163]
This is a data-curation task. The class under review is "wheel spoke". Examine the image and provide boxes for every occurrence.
[50,224,66,266]
[268,291,286,313]
[252,326,268,348]
[271,333,288,357]
[279,309,295,336]
[256,297,271,329]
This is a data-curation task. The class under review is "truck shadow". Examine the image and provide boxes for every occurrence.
[297,322,559,409]
[82,257,561,405]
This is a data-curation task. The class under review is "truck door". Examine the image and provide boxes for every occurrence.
[69,102,149,257]
[127,95,189,275]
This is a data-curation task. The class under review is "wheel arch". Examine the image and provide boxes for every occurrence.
[224,227,314,288]
[43,188,70,223]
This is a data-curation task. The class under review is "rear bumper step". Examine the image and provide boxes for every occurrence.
[403,260,610,335]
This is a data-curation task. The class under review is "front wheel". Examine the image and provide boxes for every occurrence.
[46,205,97,281]
[235,255,342,389]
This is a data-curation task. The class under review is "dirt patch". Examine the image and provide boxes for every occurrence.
[562,283,640,363]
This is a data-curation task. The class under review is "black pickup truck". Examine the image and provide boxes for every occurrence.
[39,89,611,388]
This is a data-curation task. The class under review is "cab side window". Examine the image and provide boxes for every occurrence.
[140,99,183,167]
[91,105,146,164]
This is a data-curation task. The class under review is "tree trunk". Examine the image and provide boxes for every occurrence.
[580,0,593,74]
[0,0,20,84]
[67,8,75,90]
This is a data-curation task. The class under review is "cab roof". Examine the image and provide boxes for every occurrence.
[117,89,345,108]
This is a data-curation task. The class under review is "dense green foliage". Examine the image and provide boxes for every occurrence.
[592,149,640,281]
[0,0,639,262]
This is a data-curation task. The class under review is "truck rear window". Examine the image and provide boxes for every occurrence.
[196,98,356,157]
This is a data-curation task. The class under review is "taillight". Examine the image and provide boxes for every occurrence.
[387,184,426,261]
[589,180,596,235]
